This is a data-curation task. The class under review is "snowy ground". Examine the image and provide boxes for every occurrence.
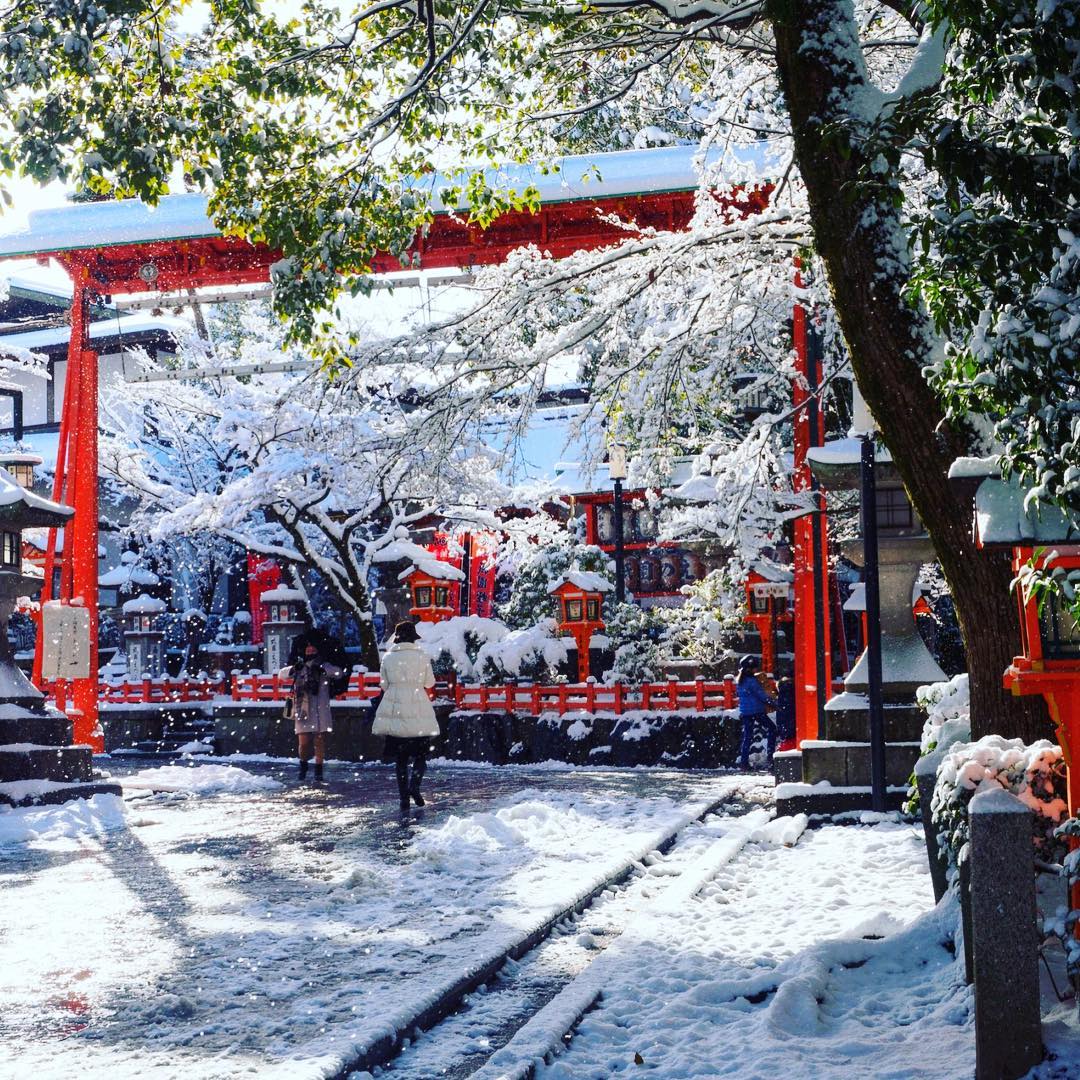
[3,758,1074,1080]
[0,759,740,1079]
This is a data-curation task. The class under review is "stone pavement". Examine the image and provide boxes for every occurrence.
[0,758,747,1080]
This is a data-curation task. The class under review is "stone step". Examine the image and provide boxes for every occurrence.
[800,739,921,789]
[822,702,925,743]
[0,779,122,807]
[0,744,94,783]
[775,782,909,817]
[0,714,74,747]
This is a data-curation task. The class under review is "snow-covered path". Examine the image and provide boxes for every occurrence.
[524,818,972,1079]
[0,760,750,1080]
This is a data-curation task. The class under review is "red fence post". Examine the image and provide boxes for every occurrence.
[613,681,624,715]
[642,684,652,711]
[667,676,678,711]
[585,678,596,713]
[695,676,706,712]
[723,674,735,709]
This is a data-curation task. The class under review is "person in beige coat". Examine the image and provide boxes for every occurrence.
[372,621,440,811]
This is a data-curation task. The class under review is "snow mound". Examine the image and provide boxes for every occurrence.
[750,813,808,848]
[0,793,127,847]
[121,763,283,795]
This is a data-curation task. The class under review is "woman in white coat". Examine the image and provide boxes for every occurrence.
[372,621,440,811]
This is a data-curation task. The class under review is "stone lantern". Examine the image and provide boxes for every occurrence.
[122,593,166,677]
[0,468,119,806]
[550,571,611,682]
[260,586,306,673]
[776,436,946,815]
[400,563,462,624]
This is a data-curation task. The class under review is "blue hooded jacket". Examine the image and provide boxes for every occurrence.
[737,673,775,717]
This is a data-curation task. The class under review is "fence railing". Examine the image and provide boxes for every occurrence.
[48,670,842,716]
[451,676,738,716]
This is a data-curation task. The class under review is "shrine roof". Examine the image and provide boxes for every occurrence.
[0,145,762,260]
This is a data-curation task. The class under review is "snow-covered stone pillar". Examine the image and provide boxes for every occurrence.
[969,787,1042,1080]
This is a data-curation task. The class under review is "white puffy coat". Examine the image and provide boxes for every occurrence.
[372,642,440,738]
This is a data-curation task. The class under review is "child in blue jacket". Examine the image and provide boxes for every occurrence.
[737,655,777,769]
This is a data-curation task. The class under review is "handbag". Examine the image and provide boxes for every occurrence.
[283,694,295,721]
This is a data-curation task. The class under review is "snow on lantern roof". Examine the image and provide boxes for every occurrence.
[122,593,166,615]
[947,455,1000,480]
[0,146,766,259]
[398,557,466,583]
[259,586,307,604]
[974,476,1080,547]
[549,570,613,594]
[806,438,892,467]
[0,468,72,528]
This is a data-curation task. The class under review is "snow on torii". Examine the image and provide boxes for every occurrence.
[0,144,769,748]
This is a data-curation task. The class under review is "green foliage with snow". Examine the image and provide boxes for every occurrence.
[499,540,611,631]
[929,736,1067,879]
[665,569,745,672]
[604,602,670,685]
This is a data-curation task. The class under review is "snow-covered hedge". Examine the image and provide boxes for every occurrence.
[416,616,568,683]
[476,620,569,683]
[905,673,972,816]
[915,672,971,753]
[930,735,1067,876]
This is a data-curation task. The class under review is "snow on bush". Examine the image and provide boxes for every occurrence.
[475,619,569,683]
[604,603,670,684]
[417,615,570,683]
[915,672,971,752]
[1051,817,1080,978]
[930,735,1066,875]
[416,616,508,680]
[906,673,973,815]
[122,763,283,795]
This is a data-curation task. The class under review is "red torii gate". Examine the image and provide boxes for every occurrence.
[0,145,827,752]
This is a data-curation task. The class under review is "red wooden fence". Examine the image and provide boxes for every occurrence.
[44,670,845,715]
[70,670,747,716]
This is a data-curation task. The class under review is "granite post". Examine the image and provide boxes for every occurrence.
[969,787,1042,1080]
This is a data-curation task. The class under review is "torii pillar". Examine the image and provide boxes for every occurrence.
[791,266,832,745]
[33,260,102,749]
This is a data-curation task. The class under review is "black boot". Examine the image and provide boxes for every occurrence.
[395,758,411,812]
[409,759,426,807]
[314,762,323,782]
[298,758,308,780]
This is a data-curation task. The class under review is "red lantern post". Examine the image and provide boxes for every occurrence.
[550,573,611,682]
[959,464,1080,927]
[401,566,460,624]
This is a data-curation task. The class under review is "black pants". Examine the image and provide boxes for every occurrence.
[386,736,429,798]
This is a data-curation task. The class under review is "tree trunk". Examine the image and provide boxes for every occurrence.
[771,0,1049,742]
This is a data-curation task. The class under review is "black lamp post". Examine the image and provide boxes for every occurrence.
[609,443,628,604]
[860,434,887,812]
